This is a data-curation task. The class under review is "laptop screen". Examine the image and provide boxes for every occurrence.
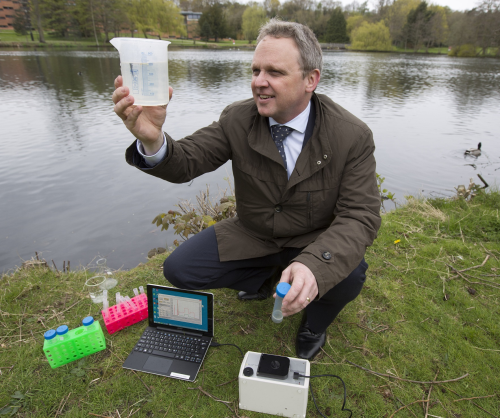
[151,287,210,332]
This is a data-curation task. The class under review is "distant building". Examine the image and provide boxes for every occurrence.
[0,0,20,29]
[180,11,202,39]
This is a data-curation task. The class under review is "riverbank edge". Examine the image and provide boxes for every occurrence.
[0,41,257,50]
[2,40,494,57]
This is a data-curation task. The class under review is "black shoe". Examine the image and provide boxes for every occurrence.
[237,272,279,301]
[237,288,270,301]
[295,316,326,360]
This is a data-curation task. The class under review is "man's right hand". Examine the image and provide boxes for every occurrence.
[112,75,173,155]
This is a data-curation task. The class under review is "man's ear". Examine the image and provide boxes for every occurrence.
[305,69,321,93]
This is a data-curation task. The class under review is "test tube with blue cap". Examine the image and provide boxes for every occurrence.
[44,329,57,347]
[56,325,69,341]
[272,282,291,324]
[82,316,98,332]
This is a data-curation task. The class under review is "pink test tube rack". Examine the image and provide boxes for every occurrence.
[101,293,148,334]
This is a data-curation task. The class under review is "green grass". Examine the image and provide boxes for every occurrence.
[393,46,450,54]
[392,45,499,56]
[0,30,101,46]
[1,191,500,417]
[0,31,253,49]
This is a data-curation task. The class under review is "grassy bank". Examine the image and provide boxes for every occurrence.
[1,191,499,417]
[4,31,499,57]
[0,31,254,49]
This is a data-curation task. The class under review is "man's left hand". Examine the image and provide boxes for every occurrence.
[278,262,318,317]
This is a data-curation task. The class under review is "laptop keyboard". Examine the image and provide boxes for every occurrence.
[134,329,208,363]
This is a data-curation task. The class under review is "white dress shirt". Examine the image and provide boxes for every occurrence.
[268,101,311,179]
[137,101,312,179]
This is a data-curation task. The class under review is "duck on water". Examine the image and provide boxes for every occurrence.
[465,142,481,156]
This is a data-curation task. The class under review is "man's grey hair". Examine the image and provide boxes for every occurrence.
[257,18,323,78]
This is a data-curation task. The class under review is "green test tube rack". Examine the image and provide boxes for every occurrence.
[43,317,106,369]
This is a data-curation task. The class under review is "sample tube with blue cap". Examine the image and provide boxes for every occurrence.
[272,282,291,324]
[44,329,57,347]
[56,325,69,341]
[82,316,98,332]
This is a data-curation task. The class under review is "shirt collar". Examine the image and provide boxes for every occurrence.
[269,101,311,134]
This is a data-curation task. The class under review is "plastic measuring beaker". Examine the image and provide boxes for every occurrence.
[110,37,171,106]
[272,282,291,324]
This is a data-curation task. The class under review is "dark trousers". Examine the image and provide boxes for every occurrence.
[163,226,368,333]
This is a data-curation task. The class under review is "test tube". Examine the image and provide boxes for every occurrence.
[139,286,145,294]
[116,292,121,306]
[102,289,109,310]
[133,288,139,296]
[124,296,134,312]
[56,325,69,341]
[272,283,291,324]
[44,329,57,347]
[82,316,98,332]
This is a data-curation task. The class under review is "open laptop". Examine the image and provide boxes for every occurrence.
[122,284,214,382]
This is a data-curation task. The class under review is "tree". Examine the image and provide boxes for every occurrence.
[426,5,448,49]
[40,0,72,37]
[383,0,420,47]
[224,1,247,40]
[198,3,227,41]
[31,0,46,42]
[96,0,117,42]
[241,4,267,43]
[71,0,96,39]
[403,1,435,51]
[473,0,500,55]
[346,14,365,38]
[447,10,475,49]
[325,7,348,42]
[178,0,207,12]
[13,6,34,40]
[344,0,369,15]
[263,0,280,17]
[110,0,130,37]
[128,0,154,38]
[127,0,184,39]
[154,0,186,39]
[350,20,392,50]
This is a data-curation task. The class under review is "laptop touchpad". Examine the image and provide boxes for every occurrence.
[143,356,173,374]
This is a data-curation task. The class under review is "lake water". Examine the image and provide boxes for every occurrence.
[1,48,499,273]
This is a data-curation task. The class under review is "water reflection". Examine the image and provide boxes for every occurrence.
[0,49,499,273]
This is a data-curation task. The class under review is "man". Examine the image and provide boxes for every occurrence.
[113,19,381,360]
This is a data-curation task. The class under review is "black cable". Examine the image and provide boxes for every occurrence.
[210,341,244,357]
[295,373,353,418]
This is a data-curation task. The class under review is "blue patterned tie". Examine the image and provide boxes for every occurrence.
[270,125,294,170]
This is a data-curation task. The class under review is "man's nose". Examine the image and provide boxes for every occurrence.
[254,72,269,87]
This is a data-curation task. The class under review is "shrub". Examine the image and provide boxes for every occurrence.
[448,44,477,57]
[350,21,393,51]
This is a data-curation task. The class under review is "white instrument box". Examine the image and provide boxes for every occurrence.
[238,351,310,418]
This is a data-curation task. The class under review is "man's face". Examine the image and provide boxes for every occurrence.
[251,36,317,124]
